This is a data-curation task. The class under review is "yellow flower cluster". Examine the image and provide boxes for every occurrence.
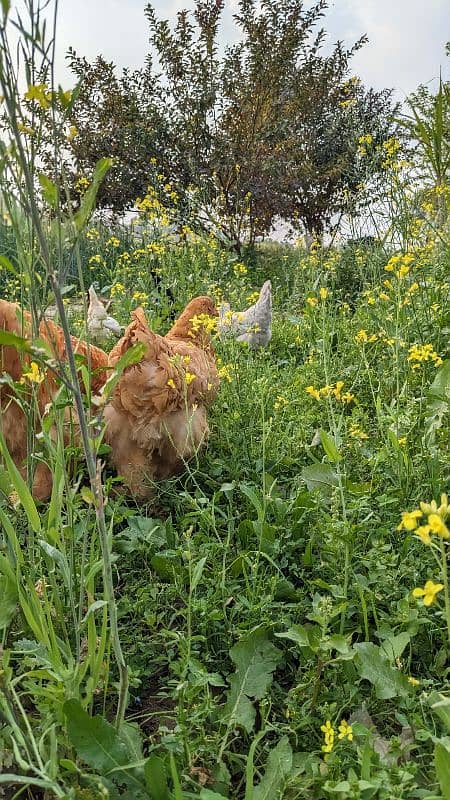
[384,253,414,278]
[357,133,373,157]
[110,282,125,297]
[306,381,355,405]
[321,719,353,753]
[135,185,172,225]
[217,358,233,382]
[398,494,449,544]
[24,83,51,108]
[132,291,149,306]
[348,422,368,440]
[274,395,288,410]
[355,329,378,345]
[338,720,353,741]
[20,361,45,385]
[408,343,442,369]
[412,580,444,606]
[75,176,89,192]
[321,720,335,753]
[189,313,217,336]
[89,254,104,267]
[185,371,196,386]
[246,291,260,304]
[233,262,248,276]
[106,236,120,248]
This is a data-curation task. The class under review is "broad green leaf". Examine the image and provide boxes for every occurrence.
[275,624,320,653]
[73,157,113,233]
[38,173,59,208]
[63,698,129,774]
[379,632,410,661]
[301,463,338,495]
[200,791,230,799]
[144,753,169,799]
[223,628,281,733]
[0,431,41,533]
[64,704,149,793]
[240,484,264,521]
[0,254,16,274]
[151,554,185,582]
[253,736,293,800]
[324,635,352,655]
[354,642,410,699]
[319,430,342,463]
[435,742,450,800]
[0,329,28,349]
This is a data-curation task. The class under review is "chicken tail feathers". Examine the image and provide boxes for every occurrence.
[108,306,165,367]
[258,280,272,304]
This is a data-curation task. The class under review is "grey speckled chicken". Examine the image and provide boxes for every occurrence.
[218,280,272,348]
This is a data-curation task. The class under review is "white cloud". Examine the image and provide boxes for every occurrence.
[327,0,449,97]
[30,0,450,98]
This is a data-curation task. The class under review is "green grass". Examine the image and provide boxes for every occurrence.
[1,218,449,798]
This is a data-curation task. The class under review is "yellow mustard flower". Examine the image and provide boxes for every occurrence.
[320,720,335,753]
[24,83,50,108]
[420,494,448,518]
[306,385,321,401]
[415,525,432,546]
[412,580,444,606]
[428,513,450,539]
[337,720,353,741]
[397,510,422,531]
[20,361,45,384]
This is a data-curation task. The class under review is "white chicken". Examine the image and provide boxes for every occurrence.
[87,285,122,343]
[218,279,272,348]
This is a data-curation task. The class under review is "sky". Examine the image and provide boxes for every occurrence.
[49,0,449,101]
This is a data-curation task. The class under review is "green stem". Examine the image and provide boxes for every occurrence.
[439,538,450,648]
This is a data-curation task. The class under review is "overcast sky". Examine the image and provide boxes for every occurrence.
[46,1,449,100]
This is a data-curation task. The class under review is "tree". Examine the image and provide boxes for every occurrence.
[64,52,167,211]
[147,0,399,245]
[63,0,399,248]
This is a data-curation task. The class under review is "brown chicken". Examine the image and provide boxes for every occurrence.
[0,299,108,500]
[104,296,219,498]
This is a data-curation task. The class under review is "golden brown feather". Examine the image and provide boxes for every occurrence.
[104,297,219,498]
[0,299,109,500]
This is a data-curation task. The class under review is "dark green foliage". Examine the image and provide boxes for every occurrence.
[63,0,398,249]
